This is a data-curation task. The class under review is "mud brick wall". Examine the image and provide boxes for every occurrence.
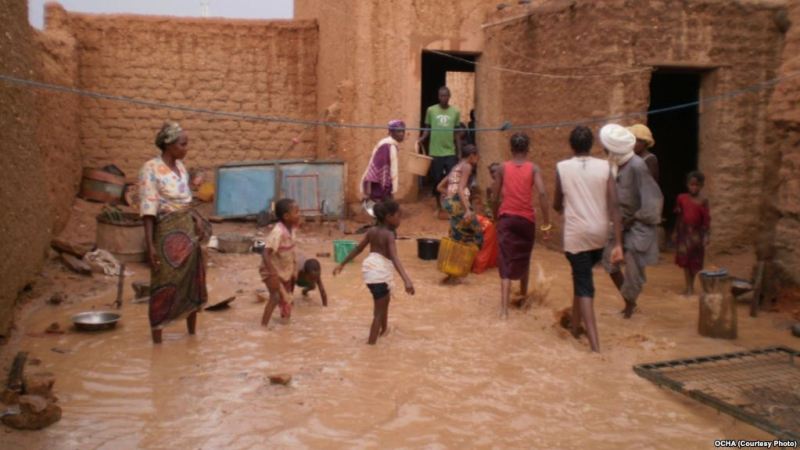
[47,8,319,178]
[478,0,786,255]
[767,1,800,285]
[0,0,55,334]
[295,0,496,203]
[37,5,82,234]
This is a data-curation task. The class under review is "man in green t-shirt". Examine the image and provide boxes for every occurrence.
[418,86,462,210]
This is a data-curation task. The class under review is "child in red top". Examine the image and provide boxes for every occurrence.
[491,133,551,319]
[674,171,710,296]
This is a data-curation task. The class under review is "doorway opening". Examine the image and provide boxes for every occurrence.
[647,70,702,233]
[419,50,478,195]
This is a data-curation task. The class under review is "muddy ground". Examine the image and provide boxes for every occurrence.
[0,200,797,449]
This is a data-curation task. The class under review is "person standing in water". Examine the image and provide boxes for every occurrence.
[600,124,663,319]
[260,199,300,326]
[492,133,551,319]
[674,171,711,296]
[140,121,211,344]
[418,86,462,214]
[553,126,624,352]
[333,200,415,345]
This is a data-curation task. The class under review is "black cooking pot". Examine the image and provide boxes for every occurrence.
[417,238,440,260]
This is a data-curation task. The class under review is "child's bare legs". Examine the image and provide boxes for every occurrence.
[186,312,197,335]
[369,296,390,345]
[261,291,280,326]
[683,268,694,296]
[151,328,162,344]
[380,298,391,336]
[570,296,582,338]
[577,296,600,352]
[500,279,511,319]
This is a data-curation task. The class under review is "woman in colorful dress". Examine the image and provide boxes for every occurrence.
[438,144,483,247]
[139,121,210,344]
[437,145,483,282]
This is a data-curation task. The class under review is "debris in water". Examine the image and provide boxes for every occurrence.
[1,395,62,430]
[205,296,236,311]
[44,323,64,335]
[47,293,65,305]
[268,374,292,386]
[60,253,92,276]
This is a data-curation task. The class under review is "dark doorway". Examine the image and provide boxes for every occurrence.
[647,70,701,233]
[419,50,477,194]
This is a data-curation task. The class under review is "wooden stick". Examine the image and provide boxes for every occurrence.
[7,351,28,392]
[751,261,765,318]
[114,263,126,309]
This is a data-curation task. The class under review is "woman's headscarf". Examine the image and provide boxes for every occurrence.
[155,121,183,150]
[388,119,405,132]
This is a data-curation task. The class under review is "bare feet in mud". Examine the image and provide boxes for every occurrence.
[558,308,585,337]
[622,301,637,319]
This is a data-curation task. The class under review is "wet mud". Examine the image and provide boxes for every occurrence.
[0,205,795,449]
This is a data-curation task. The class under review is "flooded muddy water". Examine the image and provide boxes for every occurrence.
[1,215,795,449]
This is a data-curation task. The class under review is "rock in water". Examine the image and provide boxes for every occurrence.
[268,374,292,386]
[48,293,65,305]
[60,253,92,276]
[18,395,47,414]
[24,372,56,400]
[2,395,62,430]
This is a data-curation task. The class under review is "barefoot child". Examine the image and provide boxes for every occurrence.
[296,257,328,306]
[260,198,300,326]
[674,171,710,295]
[333,200,415,345]
[491,133,551,319]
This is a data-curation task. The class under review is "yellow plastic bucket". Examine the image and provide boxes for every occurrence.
[437,237,479,277]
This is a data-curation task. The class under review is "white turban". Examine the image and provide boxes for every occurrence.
[600,124,636,173]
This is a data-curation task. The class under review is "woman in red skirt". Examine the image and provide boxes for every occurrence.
[674,171,710,296]
[491,133,551,319]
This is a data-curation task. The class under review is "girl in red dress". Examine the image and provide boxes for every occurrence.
[674,171,710,295]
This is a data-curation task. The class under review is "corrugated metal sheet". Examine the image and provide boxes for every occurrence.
[214,160,345,219]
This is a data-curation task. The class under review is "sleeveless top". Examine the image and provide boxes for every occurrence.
[556,156,610,253]
[498,161,536,223]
